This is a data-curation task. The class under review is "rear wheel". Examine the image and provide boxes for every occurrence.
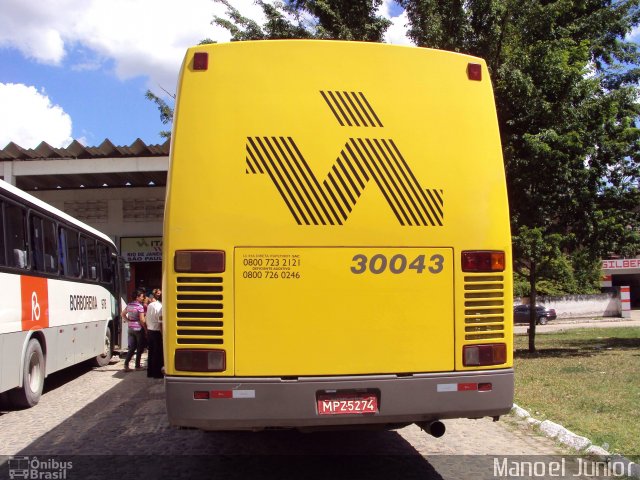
[8,338,45,408]
[93,327,112,367]
[537,316,548,326]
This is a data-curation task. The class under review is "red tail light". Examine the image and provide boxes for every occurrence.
[463,344,507,366]
[175,349,226,372]
[174,250,225,273]
[462,251,505,272]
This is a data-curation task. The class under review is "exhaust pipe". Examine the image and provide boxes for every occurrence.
[418,420,446,438]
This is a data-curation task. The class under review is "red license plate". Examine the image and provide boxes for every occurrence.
[317,393,378,415]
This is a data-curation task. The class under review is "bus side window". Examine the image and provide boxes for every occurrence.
[82,236,98,281]
[58,227,68,276]
[61,227,81,277]
[43,218,58,274]
[30,215,45,272]
[0,201,5,266]
[6,203,27,269]
[98,243,113,283]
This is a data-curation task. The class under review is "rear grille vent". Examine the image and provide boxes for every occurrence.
[175,276,224,345]
[463,274,505,341]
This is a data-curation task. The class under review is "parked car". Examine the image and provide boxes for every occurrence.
[513,304,557,325]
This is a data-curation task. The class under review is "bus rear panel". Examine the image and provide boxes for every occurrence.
[163,40,513,430]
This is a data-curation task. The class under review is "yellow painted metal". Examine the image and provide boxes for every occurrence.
[163,40,513,377]
[234,247,454,375]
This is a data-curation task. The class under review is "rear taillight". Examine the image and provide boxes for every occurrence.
[175,349,226,372]
[461,251,505,272]
[174,250,225,273]
[463,344,506,366]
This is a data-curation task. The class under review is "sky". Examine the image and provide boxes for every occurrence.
[0,0,410,150]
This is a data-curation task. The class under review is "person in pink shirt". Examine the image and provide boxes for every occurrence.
[122,289,147,372]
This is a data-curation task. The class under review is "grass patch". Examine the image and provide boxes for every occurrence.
[514,327,640,461]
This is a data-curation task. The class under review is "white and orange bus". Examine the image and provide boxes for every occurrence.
[0,179,126,408]
[163,41,513,433]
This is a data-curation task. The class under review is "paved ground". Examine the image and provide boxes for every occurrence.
[0,355,580,479]
[3,314,637,479]
[0,356,567,456]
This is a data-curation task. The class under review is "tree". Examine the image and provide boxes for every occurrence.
[212,0,391,41]
[513,227,564,351]
[145,90,174,139]
[399,0,640,351]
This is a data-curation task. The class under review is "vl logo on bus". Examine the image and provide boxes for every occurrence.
[245,91,443,226]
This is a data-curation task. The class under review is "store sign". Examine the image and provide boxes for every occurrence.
[121,237,162,262]
[602,258,640,270]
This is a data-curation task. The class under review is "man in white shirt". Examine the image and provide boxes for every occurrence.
[145,289,163,378]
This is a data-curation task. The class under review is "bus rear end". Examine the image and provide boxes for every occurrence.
[163,41,513,431]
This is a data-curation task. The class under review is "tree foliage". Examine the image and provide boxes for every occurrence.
[212,0,391,41]
[399,1,640,334]
[145,90,174,139]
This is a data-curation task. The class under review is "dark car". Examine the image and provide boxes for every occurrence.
[513,304,557,325]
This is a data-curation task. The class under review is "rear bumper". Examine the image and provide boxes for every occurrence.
[165,369,514,431]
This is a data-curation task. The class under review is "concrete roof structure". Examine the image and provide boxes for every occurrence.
[0,138,169,191]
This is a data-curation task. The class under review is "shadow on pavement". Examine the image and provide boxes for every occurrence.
[12,366,448,480]
[0,360,96,412]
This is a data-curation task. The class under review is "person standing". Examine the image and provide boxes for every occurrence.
[122,289,147,372]
[146,288,164,378]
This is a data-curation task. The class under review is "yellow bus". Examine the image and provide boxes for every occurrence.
[163,40,513,433]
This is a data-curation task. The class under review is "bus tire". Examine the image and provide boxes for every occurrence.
[9,338,45,408]
[93,327,112,367]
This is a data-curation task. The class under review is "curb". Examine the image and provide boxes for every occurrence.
[511,404,640,478]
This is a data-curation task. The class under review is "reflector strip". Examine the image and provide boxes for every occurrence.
[437,383,457,392]
[458,383,478,391]
[232,390,256,399]
[210,390,256,399]
[437,383,490,392]
[211,390,232,398]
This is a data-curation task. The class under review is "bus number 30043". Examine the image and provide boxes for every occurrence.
[350,253,444,275]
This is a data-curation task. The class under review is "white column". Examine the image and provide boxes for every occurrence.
[620,286,631,318]
[3,161,14,185]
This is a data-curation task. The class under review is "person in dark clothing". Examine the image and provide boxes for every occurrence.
[145,289,164,378]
